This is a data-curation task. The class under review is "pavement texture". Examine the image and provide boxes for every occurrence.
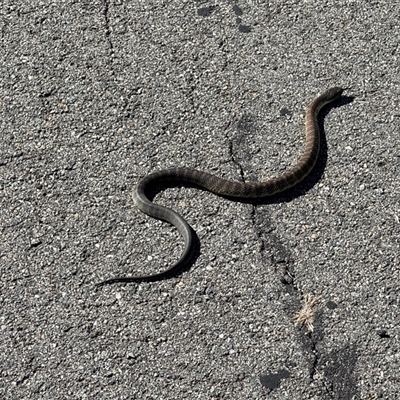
[1,1,399,399]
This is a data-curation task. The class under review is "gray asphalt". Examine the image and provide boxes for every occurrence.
[1,1,399,399]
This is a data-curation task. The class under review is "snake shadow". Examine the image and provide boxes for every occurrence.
[144,94,354,280]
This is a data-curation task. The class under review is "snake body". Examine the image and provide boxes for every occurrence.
[97,87,344,285]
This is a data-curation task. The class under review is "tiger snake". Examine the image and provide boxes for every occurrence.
[97,87,345,286]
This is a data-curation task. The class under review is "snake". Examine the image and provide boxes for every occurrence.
[96,87,345,286]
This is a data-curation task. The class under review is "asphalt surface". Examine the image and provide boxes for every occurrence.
[1,1,399,399]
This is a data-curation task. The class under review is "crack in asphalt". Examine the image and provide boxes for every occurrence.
[227,120,327,391]
[100,0,113,50]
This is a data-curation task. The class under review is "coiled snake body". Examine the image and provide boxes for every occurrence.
[97,87,345,285]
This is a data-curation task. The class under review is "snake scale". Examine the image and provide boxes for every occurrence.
[97,87,345,286]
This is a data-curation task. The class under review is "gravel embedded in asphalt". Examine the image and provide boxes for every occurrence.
[1,1,399,399]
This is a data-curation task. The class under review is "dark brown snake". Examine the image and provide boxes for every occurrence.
[97,87,345,286]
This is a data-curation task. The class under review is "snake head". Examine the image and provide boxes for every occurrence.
[325,87,346,101]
